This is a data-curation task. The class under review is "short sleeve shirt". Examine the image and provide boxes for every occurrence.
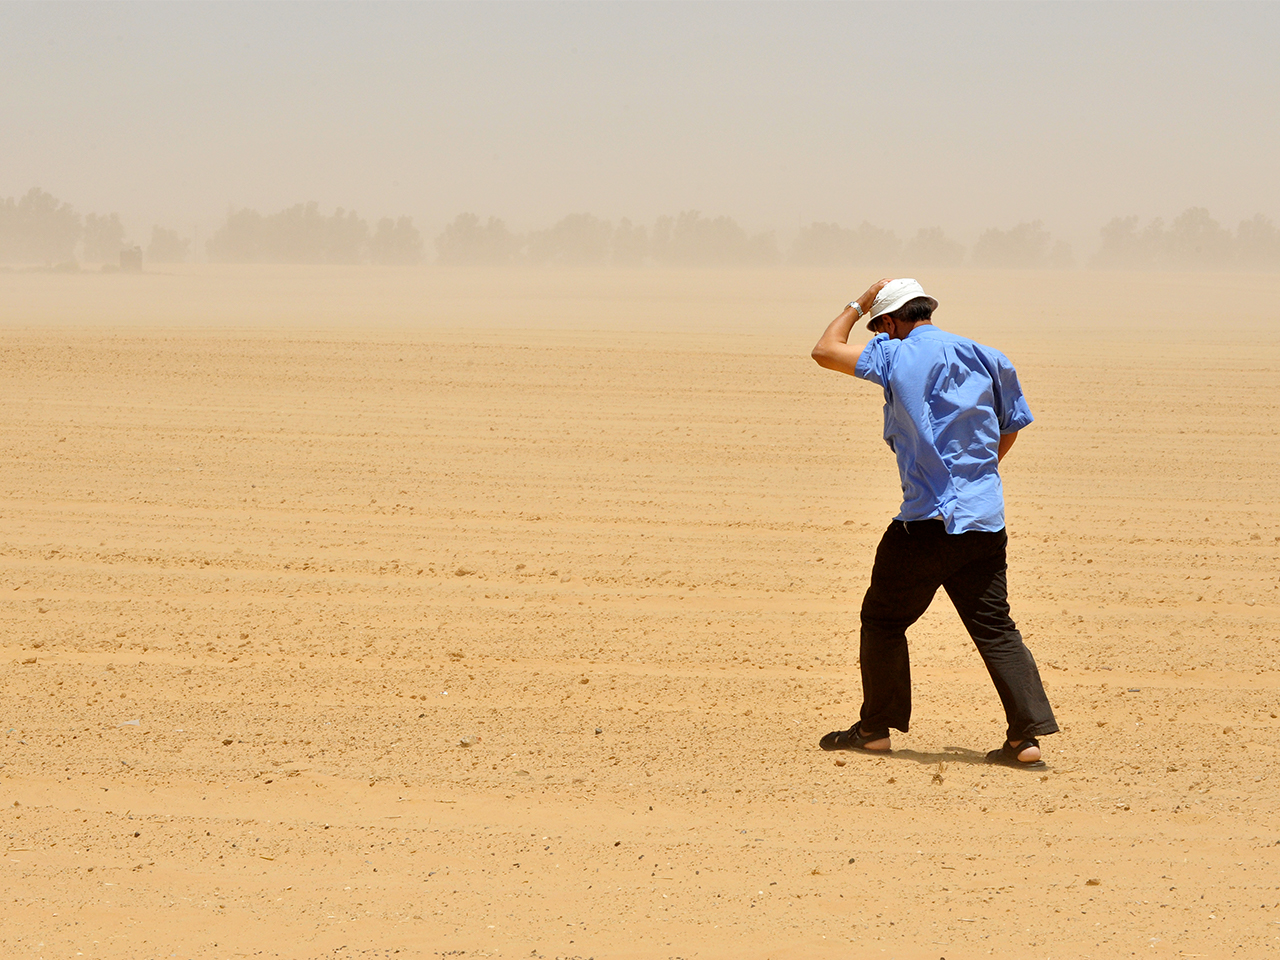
[855,325,1034,533]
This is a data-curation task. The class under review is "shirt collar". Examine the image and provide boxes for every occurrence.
[907,323,942,339]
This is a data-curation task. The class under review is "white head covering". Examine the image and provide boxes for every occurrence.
[868,278,938,326]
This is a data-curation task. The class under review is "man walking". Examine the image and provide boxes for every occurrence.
[810,278,1057,768]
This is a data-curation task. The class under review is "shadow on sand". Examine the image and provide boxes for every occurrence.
[873,746,990,767]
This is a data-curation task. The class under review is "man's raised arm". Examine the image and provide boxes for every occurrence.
[811,278,891,378]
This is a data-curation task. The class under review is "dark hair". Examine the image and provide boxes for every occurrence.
[886,296,937,324]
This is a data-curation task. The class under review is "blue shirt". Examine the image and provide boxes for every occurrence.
[855,325,1034,534]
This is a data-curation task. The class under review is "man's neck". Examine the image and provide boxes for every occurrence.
[894,320,934,340]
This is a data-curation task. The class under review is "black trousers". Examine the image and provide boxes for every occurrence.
[858,519,1058,742]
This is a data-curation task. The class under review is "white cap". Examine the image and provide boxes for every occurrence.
[867,278,938,326]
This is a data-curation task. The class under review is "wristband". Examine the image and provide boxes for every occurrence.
[848,301,863,318]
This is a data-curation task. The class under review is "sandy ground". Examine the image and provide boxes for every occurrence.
[1,266,1279,960]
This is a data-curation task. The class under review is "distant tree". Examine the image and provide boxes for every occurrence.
[901,227,966,269]
[268,203,327,262]
[1236,214,1280,271]
[526,213,613,266]
[1092,216,1148,268]
[0,197,14,262]
[319,207,368,264]
[369,216,423,265]
[435,213,521,265]
[206,207,266,263]
[1165,207,1233,269]
[147,225,192,264]
[789,222,842,265]
[83,212,127,263]
[266,203,366,263]
[1101,215,1174,269]
[972,221,1056,269]
[612,218,649,266]
[1092,208,1262,270]
[1136,219,1169,265]
[789,221,900,266]
[651,211,778,266]
[207,203,369,263]
[648,215,674,265]
[0,187,82,263]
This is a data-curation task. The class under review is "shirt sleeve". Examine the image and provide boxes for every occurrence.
[854,334,892,385]
[994,354,1035,433]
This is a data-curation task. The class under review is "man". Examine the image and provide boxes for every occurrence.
[810,278,1057,768]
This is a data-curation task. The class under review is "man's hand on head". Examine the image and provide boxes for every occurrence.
[812,278,895,377]
[854,278,894,323]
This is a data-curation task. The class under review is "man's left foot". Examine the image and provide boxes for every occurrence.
[986,737,1046,769]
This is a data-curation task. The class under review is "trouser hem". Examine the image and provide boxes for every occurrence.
[1014,721,1060,739]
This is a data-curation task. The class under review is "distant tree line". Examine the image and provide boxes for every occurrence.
[6,187,1280,271]
[434,212,1077,269]
[0,186,192,266]
[1092,208,1280,270]
[0,189,423,267]
[206,203,423,265]
[436,211,784,268]
[436,207,1280,270]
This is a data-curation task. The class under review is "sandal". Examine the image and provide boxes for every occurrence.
[819,722,891,752]
[986,737,1046,769]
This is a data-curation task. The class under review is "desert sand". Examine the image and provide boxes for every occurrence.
[2,265,1278,960]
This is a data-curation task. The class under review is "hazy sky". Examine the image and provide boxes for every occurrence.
[3,1,1278,249]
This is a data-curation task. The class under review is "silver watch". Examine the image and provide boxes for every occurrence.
[848,301,863,318]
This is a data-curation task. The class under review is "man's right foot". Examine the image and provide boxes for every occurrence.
[819,722,891,752]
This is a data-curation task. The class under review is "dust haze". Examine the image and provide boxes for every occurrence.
[3,2,1279,265]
